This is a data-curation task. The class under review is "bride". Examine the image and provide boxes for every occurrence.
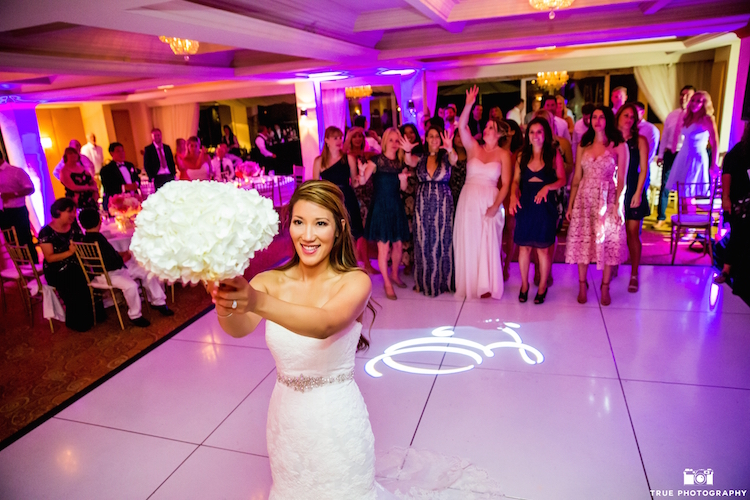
[454,85,513,299]
[211,181,390,499]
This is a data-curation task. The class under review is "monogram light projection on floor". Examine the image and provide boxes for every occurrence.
[364,323,544,378]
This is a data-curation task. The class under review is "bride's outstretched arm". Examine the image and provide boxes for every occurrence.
[213,271,372,339]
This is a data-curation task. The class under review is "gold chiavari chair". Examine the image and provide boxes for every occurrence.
[73,241,148,330]
[6,244,55,332]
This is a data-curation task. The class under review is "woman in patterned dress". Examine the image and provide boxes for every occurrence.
[402,125,457,296]
[565,106,628,306]
[399,124,423,275]
[345,127,378,274]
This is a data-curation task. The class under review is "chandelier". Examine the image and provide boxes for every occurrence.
[159,36,200,61]
[533,71,569,93]
[529,0,575,19]
[345,85,373,99]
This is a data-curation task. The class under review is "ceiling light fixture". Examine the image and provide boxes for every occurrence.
[303,71,348,81]
[534,71,569,93]
[379,69,416,76]
[159,36,200,61]
[529,0,574,19]
[345,85,373,99]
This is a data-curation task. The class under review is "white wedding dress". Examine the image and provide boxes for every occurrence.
[266,320,392,499]
[265,319,508,499]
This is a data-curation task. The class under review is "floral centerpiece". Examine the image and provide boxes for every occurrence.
[108,193,142,231]
[130,181,279,284]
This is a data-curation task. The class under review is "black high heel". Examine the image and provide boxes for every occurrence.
[534,288,548,304]
[519,285,529,303]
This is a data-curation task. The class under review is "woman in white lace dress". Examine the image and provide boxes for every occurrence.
[211,181,391,499]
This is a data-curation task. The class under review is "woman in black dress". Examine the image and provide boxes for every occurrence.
[616,104,649,293]
[313,126,365,251]
[60,147,98,210]
[38,198,97,331]
[509,118,567,304]
[360,128,411,299]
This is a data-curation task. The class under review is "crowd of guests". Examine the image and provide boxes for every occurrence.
[309,83,743,303]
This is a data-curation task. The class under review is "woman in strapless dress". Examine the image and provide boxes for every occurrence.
[453,85,513,299]
[211,181,395,500]
[182,136,211,181]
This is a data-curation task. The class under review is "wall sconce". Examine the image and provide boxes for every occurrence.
[40,137,53,149]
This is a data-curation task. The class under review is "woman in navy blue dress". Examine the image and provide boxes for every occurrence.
[360,128,410,299]
[313,127,364,242]
[402,125,458,296]
[509,117,567,304]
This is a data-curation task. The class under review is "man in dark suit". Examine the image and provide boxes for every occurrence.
[101,142,140,210]
[143,128,175,190]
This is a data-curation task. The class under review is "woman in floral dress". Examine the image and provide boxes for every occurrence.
[565,106,628,306]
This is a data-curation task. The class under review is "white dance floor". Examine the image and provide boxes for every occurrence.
[1,265,748,499]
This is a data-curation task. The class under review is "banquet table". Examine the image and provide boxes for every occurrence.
[235,175,295,207]
[100,220,134,252]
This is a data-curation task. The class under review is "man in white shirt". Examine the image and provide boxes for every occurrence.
[610,86,627,116]
[52,139,95,180]
[80,133,104,175]
[0,150,38,263]
[655,85,695,227]
[634,102,660,168]
[255,126,276,159]
[505,98,524,126]
[572,103,595,161]
[541,96,571,142]
[211,144,235,181]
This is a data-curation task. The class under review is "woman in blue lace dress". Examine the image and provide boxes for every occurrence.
[402,125,458,296]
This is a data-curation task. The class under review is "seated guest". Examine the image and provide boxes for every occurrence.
[0,149,38,263]
[53,139,95,180]
[182,137,211,180]
[211,144,235,181]
[39,198,97,332]
[175,138,188,180]
[144,128,176,190]
[60,147,98,210]
[78,208,174,327]
[100,142,140,210]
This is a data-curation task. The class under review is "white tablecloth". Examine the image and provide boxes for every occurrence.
[100,221,133,252]
[236,175,295,206]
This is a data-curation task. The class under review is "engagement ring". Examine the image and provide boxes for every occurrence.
[232,300,238,309]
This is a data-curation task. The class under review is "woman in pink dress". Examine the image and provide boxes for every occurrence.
[565,106,628,306]
[453,85,513,299]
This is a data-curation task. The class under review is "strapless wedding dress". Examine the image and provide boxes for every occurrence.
[453,158,505,300]
[186,162,210,180]
[266,320,393,499]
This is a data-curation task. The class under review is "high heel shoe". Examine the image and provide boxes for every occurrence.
[392,279,407,289]
[577,280,588,304]
[600,283,611,306]
[384,284,397,300]
[519,285,529,303]
[534,288,547,304]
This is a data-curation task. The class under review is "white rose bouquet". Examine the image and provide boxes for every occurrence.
[130,181,279,284]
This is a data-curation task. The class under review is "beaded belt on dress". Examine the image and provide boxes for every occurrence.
[277,369,355,392]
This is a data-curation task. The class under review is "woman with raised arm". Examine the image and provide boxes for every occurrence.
[359,128,410,299]
[565,106,628,306]
[453,85,512,299]
[211,181,394,499]
[402,125,457,296]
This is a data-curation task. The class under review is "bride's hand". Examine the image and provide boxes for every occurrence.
[211,276,257,316]
[485,204,499,218]
[465,85,479,107]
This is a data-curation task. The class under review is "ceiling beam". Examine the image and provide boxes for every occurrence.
[354,8,433,32]
[641,0,674,15]
[0,51,235,79]
[449,0,642,22]
[402,0,465,33]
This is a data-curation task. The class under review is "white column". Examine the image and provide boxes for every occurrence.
[294,81,322,181]
[728,36,750,150]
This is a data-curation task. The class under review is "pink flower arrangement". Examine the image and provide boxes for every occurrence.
[108,193,142,218]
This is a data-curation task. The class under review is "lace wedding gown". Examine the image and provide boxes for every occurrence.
[265,320,509,499]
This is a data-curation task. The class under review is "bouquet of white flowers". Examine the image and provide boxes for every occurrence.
[130,181,279,284]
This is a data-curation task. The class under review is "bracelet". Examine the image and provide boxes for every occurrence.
[216,311,233,318]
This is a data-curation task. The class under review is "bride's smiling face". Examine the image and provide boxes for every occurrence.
[290,200,338,267]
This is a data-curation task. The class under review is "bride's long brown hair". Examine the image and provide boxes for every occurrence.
[277,180,373,351]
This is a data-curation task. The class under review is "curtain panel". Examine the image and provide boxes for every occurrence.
[150,104,200,151]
